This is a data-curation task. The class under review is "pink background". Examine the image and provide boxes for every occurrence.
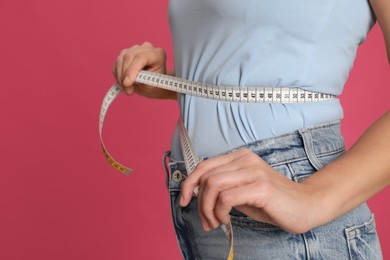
[0,0,388,259]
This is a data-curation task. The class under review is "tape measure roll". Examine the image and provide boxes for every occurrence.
[99,70,336,260]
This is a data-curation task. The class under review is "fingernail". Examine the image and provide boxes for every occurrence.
[202,222,211,232]
[179,195,184,206]
[124,87,133,95]
[123,76,130,86]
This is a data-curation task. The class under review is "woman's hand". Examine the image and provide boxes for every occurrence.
[113,41,176,99]
[180,111,390,235]
[179,149,321,234]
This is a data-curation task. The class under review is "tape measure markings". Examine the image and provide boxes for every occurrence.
[134,70,336,103]
[99,84,132,174]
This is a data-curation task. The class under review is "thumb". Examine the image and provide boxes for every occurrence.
[123,85,135,95]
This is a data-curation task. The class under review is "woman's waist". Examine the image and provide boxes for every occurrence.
[170,119,344,168]
[170,99,343,160]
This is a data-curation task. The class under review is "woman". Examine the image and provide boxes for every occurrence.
[113,0,389,259]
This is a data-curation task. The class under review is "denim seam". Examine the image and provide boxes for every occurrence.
[169,193,186,259]
[315,147,345,158]
[179,147,344,169]
[302,233,311,260]
[287,163,300,183]
[234,121,341,153]
[299,129,324,170]
[168,150,344,171]
[182,206,201,259]
[230,216,282,230]
[345,214,375,240]
[271,156,312,167]
[270,147,345,167]
[344,228,355,260]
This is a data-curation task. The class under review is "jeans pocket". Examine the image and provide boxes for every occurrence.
[345,214,383,260]
[229,208,282,231]
[228,164,290,232]
[299,124,346,171]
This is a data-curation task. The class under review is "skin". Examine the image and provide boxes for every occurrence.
[369,0,390,65]
[113,0,390,234]
[112,42,177,99]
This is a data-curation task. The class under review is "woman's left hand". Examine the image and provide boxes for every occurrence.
[179,149,322,234]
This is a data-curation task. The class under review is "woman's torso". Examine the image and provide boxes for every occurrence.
[168,0,375,160]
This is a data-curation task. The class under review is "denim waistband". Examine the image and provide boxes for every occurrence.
[232,120,344,166]
[163,121,344,188]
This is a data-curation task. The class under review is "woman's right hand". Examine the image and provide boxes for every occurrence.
[113,41,176,99]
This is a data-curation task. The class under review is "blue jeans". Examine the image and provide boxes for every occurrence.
[163,121,383,259]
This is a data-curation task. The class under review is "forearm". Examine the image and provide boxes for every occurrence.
[369,0,390,65]
[303,110,390,226]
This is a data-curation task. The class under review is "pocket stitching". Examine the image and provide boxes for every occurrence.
[229,214,282,231]
[344,214,380,260]
[316,147,345,158]
[345,214,375,240]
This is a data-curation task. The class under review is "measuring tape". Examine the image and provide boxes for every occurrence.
[99,70,336,259]
[177,118,234,259]
[99,70,336,173]
[135,70,336,103]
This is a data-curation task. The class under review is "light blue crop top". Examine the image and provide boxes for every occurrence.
[168,0,376,161]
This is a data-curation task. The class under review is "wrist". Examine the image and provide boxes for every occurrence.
[300,170,345,229]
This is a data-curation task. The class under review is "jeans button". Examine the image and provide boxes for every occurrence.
[172,170,183,183]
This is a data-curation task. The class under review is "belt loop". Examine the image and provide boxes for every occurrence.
[163,150,171,188]
[298,128,324,170]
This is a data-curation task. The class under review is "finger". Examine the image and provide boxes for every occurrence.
[121,58,136,95]
[121,52,137,87]
[234,205,276,226]
[113,44,144,86]
[115,56,123,85]
[197,170,235,229]
[124,48,166,86]
[120,43,155,85]
[123,85,135,95]
[214,183,266,224]
[124,53,148,86]
[197,197,213,231]
[198,168,258,229]
[200,212,211,232]
[198,149,250,173]
[114,48,129,85]
[141,41,154,48]
[180,149,249,206]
